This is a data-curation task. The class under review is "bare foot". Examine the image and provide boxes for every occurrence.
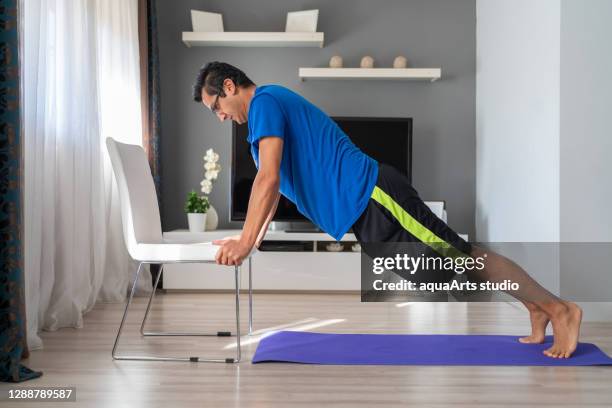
[519,309,549,344]
[543,301,583,358]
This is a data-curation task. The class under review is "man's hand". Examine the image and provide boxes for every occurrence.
[213,236,252,266]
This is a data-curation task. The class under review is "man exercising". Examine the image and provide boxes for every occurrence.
[192,61,582,359]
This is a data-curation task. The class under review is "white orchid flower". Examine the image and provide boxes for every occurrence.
[201,148,221,194]
[204,149,219,163]
[205,170,219,181]
[200,179,212,194]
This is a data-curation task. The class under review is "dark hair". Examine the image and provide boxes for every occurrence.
[192,61,255,102]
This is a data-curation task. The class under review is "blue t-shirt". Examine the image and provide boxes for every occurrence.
[247,84,378,240]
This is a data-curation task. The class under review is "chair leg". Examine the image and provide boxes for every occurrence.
[112,262,242,363]
[140,263,163,336]
[112,262,143,360]
[140,263,238,338]
[234,264,241,363]
[248,256,253,336]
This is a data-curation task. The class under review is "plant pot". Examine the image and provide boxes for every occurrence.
[187,213,207,232]
[205,205,218,230]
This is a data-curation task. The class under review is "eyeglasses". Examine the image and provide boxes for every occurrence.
[209,88,222,114]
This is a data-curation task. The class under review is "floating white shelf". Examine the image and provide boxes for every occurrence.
[298,67,442,82]
[182,32,324,47]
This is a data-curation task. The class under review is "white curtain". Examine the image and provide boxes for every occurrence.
[23,0,151,350]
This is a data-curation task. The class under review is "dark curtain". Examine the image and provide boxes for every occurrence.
[139,0,162,202]
[139,0,163,287]
[0,0,42,382]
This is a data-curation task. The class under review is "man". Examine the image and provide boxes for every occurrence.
[193,61,582,359]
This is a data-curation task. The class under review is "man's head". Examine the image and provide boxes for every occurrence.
[193,61,256,124]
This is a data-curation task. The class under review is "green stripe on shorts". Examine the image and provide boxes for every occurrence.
[370,185,469,259]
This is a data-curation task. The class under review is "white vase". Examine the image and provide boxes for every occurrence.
[205,205,219,230]
[187,213,207,232]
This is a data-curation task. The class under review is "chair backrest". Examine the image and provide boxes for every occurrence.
[106,138,162,257]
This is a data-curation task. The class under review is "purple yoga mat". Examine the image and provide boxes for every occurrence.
[252,331,612,366]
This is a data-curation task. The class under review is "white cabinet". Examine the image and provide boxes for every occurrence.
[162,230,361,291]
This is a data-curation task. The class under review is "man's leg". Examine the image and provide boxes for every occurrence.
[353,163,582,358]
[468,245,582,358]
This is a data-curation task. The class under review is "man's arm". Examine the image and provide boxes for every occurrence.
[255,190,280,248]
[221,189,278,249]
[239,136,283,250]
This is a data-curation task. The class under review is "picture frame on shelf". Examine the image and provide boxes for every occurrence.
[190,10,224,32]
[285,9,319,32]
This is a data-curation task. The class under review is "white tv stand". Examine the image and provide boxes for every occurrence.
[162,229,362,292]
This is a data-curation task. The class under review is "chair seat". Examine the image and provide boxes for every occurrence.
[132,241,257,263]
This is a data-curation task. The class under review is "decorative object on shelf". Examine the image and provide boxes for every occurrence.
[351,243,361,252]
[329,55,343,68]
[185,191,210,232]
[206,205,219,231]
[360,56,374,68]
[190,10,224,32]
[393,55,408,68]
[285,9,319,32]
[326,242,344,252]
[201,148,221,230]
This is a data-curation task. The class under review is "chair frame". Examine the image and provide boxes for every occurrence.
[112,257,253,363]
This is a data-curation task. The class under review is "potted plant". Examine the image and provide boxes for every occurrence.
[185,190,210,232]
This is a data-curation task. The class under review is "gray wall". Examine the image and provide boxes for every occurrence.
[157,0,476,237]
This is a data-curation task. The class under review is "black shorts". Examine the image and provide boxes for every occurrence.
[352,163,472,282]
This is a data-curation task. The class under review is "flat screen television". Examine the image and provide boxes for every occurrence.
[231,117,412,222]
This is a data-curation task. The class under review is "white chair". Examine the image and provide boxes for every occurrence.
[106,137,255,363]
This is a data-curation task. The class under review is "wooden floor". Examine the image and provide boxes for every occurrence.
[5,292,612,407]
